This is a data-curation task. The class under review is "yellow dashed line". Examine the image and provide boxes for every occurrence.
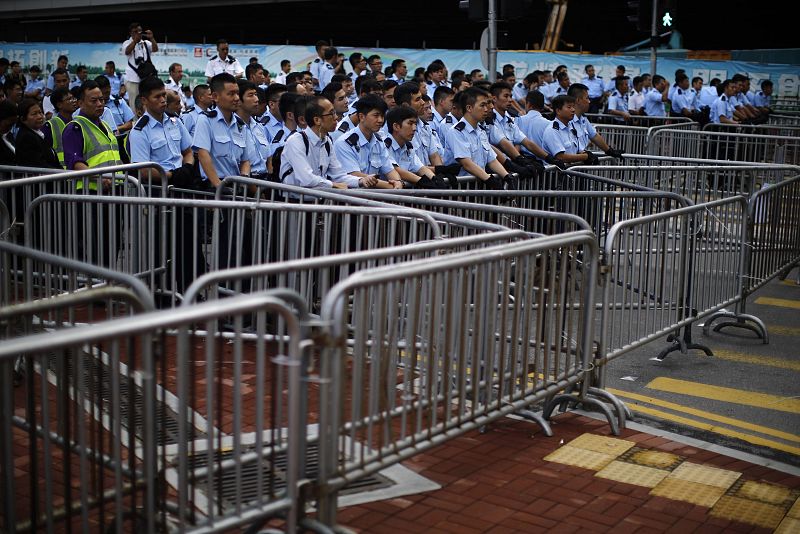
[768,324,800,337]
[754,297,800,310]
[713,349,800,372]
[646,377,800,414]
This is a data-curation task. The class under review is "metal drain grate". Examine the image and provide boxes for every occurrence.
[46,352,203,446]
[184,441,393,512]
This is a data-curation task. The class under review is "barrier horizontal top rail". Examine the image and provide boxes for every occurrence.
[647,128,800,165]
[0,162,167,186]
[585,113,693,125]
[702,122,800,135]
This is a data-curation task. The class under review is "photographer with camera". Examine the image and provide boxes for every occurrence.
[123,22,159,109]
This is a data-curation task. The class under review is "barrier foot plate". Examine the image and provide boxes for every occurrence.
[656,332,714,361]
[703,311,769,344]
[587,387,630,431]
[542,393,621,436]
[514,409,554,437]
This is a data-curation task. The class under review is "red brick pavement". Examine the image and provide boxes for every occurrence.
[337,413,798,533]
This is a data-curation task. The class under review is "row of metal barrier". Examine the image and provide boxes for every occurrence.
[1,148,799,532]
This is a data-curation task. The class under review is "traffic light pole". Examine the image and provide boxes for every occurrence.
[488,0,497,82]
[650,0,657,77]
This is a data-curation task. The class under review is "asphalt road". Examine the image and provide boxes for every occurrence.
[604,266,800,467]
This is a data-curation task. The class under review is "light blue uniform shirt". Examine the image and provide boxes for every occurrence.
[385,135,424,173]
[607,90,629,120]
[710,95,735,124]
[516,110,550,155]
[310,58,324,91]
[542,118,580,157]
[414,118,440,166]
[698,86,719,108]
[670,88,693,115]
[191,110,256,181]
[333,127,396,177]
[644,89,666,116]
[26,78,45,95]
[129,110,191,171]
[261,110,283,143]
[181,106,205,137]
[104,73,124,96]
[512,82,528,102]
[581,76,605,99]
[752,90,771,108]
[547,84,569,105]
[444,119,497,174]
[330,113,357,143]
[570,114,596,152]
[269,125,294,153]
[318,62,335,91]
[106,97,135,129]
[240,114,271,175]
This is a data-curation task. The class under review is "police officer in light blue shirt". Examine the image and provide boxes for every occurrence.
[383,106,450,188]
[24,66,45,99]
[192,73,256,187]
[333,95,403,188]
[581,64,606,114]
[128,76,195,185]
[181,84,213,137]
[752,80,773,109]
[644,75,669,116]
[606,76,631,122]
[106,95,135,131]
[542,94,598,165]
[517,91,551,152]
[710,80,739,125]
[236,80,272,179]
[393,82,444,167]
[318,47,338,92]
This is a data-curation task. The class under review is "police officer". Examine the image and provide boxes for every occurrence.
[568,83,624,160]
[332,94,402,188]
[516,90,551,153]
[42,69,71,120]
[192,73,256,187]
[259,83,287,142]
[389,59,407,85]
[42,87,78,168]
[752,79,773,111]
[425,62,448,94]
[512,72,537,106]
[128,76,194,184]
[62,80,122,171]
[710,80,739,125]
[348,53,368,84]
[181,84,213,137]
[581,64,606,114]
[384,106,450,189]
[310,40,328,91]
[235,80,271,181]
[318,47,338,92]
[98,76,135,134]
[165,63,187,109]
[205,40,244,82]
[644,75,669,116]
[321,82,349,119]
[541,95,597,165]
[547,71,570,106]
[670,73,697,119]
[393,82,443,168]
[442,87,513,189]
[606,76,631,122]
[431,86,455,136]
[280,95,375,190]
[103,61,124,98]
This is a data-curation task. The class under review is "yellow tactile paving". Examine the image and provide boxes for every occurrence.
[566,433,636,456]
[543,445,617,471]
[595,460,670,488]
[736,480,794,505]
[650,477,728,508]
[629,449,682,469]
[710,495,786,529]
[667,461,741,489]
[775,516,800,534]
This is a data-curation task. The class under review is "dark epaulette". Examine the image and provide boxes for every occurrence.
[507,116,514,125]
[454,121,466,132]
[227,55,236,63]
[677,89,683,95]
[445,115,454,124]
[721,96,727,101]
[165,110,178,118]
[182,105,195,115]
[516,82,524,88]
[202,109,218,118]
[384,137,392,148]
[374,132,384,143]
[406,142,413,150]
[420,117,428,125]
[210,55,218,61]
[597,75,603,78]
[478,123,488,132]
[484,114,494,125]
[234,114,245,128]
[272,129,285,144]
[338,121,350,133]
[314,58,321,63]
[345,132,360,149]
[133,115,149,131]
[552,120,559,130]
[757,91,764,96]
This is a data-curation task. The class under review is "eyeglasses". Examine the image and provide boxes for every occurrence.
[319,111,337,117]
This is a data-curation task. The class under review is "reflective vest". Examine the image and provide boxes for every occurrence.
[46,114,67,168]
[70,115,122,190]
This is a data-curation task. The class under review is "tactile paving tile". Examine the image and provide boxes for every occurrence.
[735,480,794,505]
[626,448,683,470]
[543,445,617,471]
[667,461,741,489]
[787,497,800,519]
[709,495,786,529]
[650,477,728,508]
[566,433,636,456]
[595,459,670,488]
[775,516,800,534]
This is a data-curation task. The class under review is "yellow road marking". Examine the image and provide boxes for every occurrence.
[620,401,800,456]
[768,324,800,337]
[646,377,800,415]
[607,388,800,445]
[754,297,800,310]
[713,349,800,372]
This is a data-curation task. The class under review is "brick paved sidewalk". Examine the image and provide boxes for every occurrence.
[337,413,800,533]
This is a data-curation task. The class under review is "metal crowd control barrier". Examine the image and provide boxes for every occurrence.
[769,114,800,127]
[703,174,800,341]
[598,196,747,376]
[314,231,600,525]
[24,194,504,307]
[702,122,800,138]
[592,120,698,155]
[569,163,800,205]
[0,291,306,533]
[647,128,800,165]
[772,97,800,114]
[585,113,693,127]
[0,163,166,242]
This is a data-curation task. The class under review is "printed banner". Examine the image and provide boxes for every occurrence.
[1,42,798,97]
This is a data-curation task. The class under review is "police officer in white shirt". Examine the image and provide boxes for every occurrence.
[205,39,244,82]
[628,76,645,115]
[165,63,187,110]
[123,22,158,109]
[390,59,407,85]
[274,60,291,85]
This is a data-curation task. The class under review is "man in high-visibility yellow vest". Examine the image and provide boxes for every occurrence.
[62,79,122,173]
[42,87,77,169]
